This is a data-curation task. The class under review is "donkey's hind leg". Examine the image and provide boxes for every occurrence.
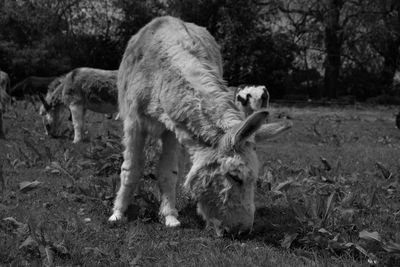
[158,131,181,227]
[69,103,85,143]
[109,117,146,222]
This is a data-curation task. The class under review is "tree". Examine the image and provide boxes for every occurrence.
[275,0,348,98]
[369,1,400,91]
[115,0,166,44]
[170,0,294,97]
[339,0,400,97]
[0,0,70,80]
[0,0,124,81]
[323,0,343,98]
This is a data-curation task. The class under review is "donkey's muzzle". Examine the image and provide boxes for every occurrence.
[225,223,252,238]
[44,123,59,138]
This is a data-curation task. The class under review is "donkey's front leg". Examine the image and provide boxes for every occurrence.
[69,103,85,143]
[109,118,146,222]
[158,131,181,227]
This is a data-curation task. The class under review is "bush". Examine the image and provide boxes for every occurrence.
[366,94,400,105]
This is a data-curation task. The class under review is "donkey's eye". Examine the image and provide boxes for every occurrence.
[228,174,243,185]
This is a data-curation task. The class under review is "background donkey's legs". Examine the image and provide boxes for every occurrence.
[69,103,85,143]
[109,117,146,221]
[158,130,181,227]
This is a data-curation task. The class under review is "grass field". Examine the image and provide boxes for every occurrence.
[1,102,400,266]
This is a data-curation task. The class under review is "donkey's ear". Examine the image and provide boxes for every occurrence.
[255,120,292,142]
[233,110,269,145]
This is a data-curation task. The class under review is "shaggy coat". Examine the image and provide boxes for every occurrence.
[9,76,58,99]
[0,71,11,138]
[39,68,118,142]
[110,16,291,236]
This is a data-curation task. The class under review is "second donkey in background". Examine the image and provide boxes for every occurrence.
[39,67,118,143]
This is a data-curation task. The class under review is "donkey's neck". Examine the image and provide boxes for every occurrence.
[159,71,242,148]
[159,50,243,145]
[147,26,244,147]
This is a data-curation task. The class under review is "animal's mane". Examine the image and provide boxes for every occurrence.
[162,19,243,144]
[47,75,66,95]
[71,68,117,91]
[46,82,63,107]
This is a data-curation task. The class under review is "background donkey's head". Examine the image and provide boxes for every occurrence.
[39,83,67,138]
[235,85,269,117]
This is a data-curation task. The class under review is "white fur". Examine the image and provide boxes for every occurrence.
[110,17,291,235]
[165,215,181,227]
[70,104,85,143]
[235,85,269,116]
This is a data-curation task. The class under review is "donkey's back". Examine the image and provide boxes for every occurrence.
[63,67,118,114]
[118,16,228,127]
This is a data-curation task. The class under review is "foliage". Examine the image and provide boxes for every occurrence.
[1,0,400,99]
[170,0,294,98]
[0,0,70,79]
[2,104,400,265]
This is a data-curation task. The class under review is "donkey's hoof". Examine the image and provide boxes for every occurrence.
[108,211,124,222]
[165,215,181,228]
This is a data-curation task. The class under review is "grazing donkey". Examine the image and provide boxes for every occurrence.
[0,70,11,138]
[39,68,118,143]
[109,16,291,236]
[234,85,270,117]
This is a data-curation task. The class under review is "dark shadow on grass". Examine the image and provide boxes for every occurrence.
[178,201,205,229]
[125,198,160,223]
[245,206,301,245]
[121,194,300,245]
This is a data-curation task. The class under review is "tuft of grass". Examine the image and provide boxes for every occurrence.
[1,103,399,266]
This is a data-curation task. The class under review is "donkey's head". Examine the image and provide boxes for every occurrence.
[184,110,273,236]
[39,85,66,138]
[235,85,269,117]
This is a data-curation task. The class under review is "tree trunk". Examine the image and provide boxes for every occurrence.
[380,1,400,92]
[323,0,343,99]
[381,39,400,92]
